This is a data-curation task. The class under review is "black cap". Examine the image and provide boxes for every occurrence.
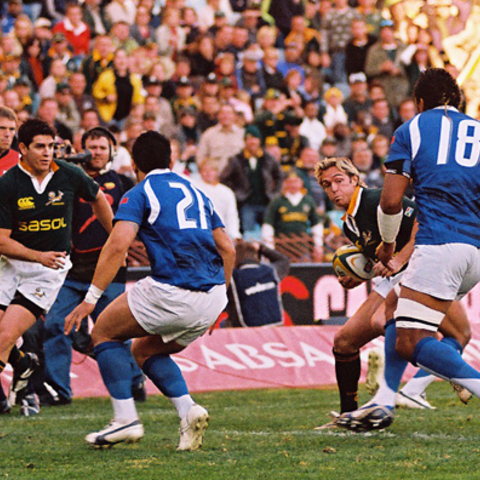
[177,76,192,87]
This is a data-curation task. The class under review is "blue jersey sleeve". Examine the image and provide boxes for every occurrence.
[385,122,413,177]
[114,185,146,226]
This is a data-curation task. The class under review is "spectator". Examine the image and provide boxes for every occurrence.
[130,5,155,46]
[322,87,348,134]
[371,133,390,170]
[394,97,416,129]
[262,171,324,262]
[225,240,289,328]
[109,20,139,54]
[295,147,331,213]
[174,107,201,151]
[345,18,376,77]
[214,24,235,56]
[351,145,383,188]
[20,36,46,91]
[38,58,69,99]
[281,114,310,169]
[235,50,266,105]
[299,100,327,152]
[1,0,23,35]
[277,42,305,81]
[104,0,137,26]
[261,47,284,91]
[196,94,219,133]
[92,48,144,127]
[13,14,35,50]
[194,158,241,240]
[189,35,216,78]
[155,7,186,59]
[82,0,111,37]
[196,103,244,173]
[220,124,283,235]
[36,97,73,142]
[54,82,81,133]
[69,72,97,114]
[320,0,361,85]
[171,76,199,120]
[285,14,321,53]
[142,87,176,139]
[81,34,115,95]
[370,97,395,141]
[52,2,91,57]
[364,19,409,108]
[356,0,383,38]
[43,32,73,74]
[342,71,372,125]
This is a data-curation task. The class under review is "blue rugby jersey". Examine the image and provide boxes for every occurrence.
[385,107,480,247]
[115,169,226,291]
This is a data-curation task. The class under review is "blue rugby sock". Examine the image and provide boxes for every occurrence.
[412,337,480,397]
[403,336,463,388]
[142,354,189,398]
[94,341,134,400]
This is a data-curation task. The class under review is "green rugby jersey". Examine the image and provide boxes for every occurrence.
[264,193,321,235]
[0,160,99,253]
[343,187,417,262]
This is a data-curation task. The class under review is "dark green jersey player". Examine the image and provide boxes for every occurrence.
[342,187,416,264]
[0,160,100,253]
[0,119,114,400]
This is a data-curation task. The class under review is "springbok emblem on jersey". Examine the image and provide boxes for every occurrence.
[362,230,373,245]
[46,190,64,206]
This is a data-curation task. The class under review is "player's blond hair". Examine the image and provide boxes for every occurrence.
[314,157,366,188]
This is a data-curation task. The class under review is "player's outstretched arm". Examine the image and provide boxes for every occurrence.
[213,227,236,289]
[89,189,114,234]
[64,220,138,334]
[0,228,66,269]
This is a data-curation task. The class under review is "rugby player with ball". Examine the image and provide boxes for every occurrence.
[314,157,471,429]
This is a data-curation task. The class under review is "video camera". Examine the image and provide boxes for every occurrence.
[54,142,92,164]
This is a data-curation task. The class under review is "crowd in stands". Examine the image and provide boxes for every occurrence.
[1,0,479,263]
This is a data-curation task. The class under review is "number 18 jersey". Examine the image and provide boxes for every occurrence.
[386,106,480,248]
[115,169,225,292]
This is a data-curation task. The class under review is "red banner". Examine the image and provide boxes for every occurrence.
[4,324,480,398]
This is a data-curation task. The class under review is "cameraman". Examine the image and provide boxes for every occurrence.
[42,127,145,406]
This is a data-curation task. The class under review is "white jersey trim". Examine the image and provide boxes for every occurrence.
[409,115,421,161]
[144,179,161,224]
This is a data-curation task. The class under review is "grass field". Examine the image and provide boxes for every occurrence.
[1,382,479,480]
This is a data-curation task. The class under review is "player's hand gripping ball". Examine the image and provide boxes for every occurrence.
[332,245,375,282]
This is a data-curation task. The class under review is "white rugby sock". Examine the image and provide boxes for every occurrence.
[170,394,195,419]
[112,398,138,423]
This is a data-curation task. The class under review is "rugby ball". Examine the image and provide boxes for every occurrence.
[332,244,375,281]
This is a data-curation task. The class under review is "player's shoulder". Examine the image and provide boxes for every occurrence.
[359,187,382,207]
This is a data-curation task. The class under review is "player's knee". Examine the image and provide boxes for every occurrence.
[395,333,416,361]
[333,329,359,354]
[132,343,147,368]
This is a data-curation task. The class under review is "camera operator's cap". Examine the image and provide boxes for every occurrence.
[265,88,280,100]
[52,32,67,43]
[245,124,262,140]
[380,19,394,29]
[349,72,367,84]
[206,72,218,83]
[34,17,51,29]
[177,76,192,87]
[56,82,71,93]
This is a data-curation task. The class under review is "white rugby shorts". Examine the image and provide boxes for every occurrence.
[127,276,227,346]
[372,271,403,299]
[401,243,480,301]
[0,255,72,312]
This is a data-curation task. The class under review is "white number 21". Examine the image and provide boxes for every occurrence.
[437,117,480,167]
[170,182,208,230]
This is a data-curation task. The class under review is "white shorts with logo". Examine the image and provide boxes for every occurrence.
[401,244,480,301]
[372,271,403,299]
[0,255,72,312]
[127,276,228,346]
